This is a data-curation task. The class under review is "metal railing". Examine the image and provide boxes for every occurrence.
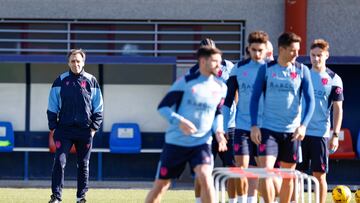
[0,19,245,63]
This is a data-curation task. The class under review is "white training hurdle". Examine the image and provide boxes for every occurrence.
[213,167,319,203]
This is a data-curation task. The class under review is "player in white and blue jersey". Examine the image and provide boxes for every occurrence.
[250,32,315,203]
[296,39,344,203]
[223,31,269,203]
[189,38,237,203]
[145,46,228,203]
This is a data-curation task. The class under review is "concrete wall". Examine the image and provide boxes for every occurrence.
[307,0,360,56]
[0,0,284,54]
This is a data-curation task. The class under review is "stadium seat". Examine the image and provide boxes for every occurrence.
[329,128,356,159]
[48,130,76,153]
[0,121,14,152]
[109,123,141,153]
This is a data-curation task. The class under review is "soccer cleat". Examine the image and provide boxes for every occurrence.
[48,194,61,203]
[76,198,86,203]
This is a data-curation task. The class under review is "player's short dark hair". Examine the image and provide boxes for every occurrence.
[196,46,222,59]
[245,46,250,56]
[248,31,269,45]
[200,38,216,48]
[310,39,329,51]
[67,49,86,61]
[278,32,301,48]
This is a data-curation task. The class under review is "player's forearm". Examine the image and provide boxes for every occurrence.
[212,114,224,134]
[224,76,238,108]
[250,65,266,126]
[158,107,183,125]
[90,112,103,131]
[221,106,230,133]
[300,67,315,127]
[332,102,343,133]
[47,110,58,130]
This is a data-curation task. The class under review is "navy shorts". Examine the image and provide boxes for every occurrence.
[233,129,257,166]
[212,128,236,167]
[258,128,301,163]
[156,143,213,179]
[296,136,329,173]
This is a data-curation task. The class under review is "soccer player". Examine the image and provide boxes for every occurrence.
[296,39,343,203]
[262,40,282,203]
[250,32,315,203]
[223,30,269,203]
[47,49,103,203]
[188,38,237,203]
[145,46,228,203]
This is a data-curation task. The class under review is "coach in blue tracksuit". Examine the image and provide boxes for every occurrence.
[47,49,103,203]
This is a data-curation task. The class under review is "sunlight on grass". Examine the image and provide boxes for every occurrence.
[0,188,195,203]
[0,188,338,203]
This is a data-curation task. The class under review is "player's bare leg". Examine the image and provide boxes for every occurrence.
[194,177,201,202]
[279,162,296,203]
[194,164,215,203]
[145,179,171,203]
[247,165,259,203]
[258,155,276,203]
[235,155,249,201]
[313,172,327,203]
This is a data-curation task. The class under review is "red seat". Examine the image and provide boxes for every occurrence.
[329,128,356,159]
[49,131,76,153]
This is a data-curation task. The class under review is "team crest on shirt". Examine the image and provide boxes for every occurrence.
[290,72,297,79]
[217,69,223,77]
[321,78,328,85]
[293,154,297,161]
[272,72,276,78]
[335,87,343,94]
[242,71,248,77]
[66,81,70,86]
[81,80,87,88]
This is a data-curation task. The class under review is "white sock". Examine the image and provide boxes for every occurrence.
[247,196,257,203]
[237,195,247,203]
[229,198,237,203]
[76,197,82,201]
[195,197,201,203]
[275,197,280,203]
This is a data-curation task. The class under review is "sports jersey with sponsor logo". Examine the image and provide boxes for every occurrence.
[158,72,227,147]
[305,67,344,137]
[188,59,236,128]
[250,60,315,133]
[223,58,265,131]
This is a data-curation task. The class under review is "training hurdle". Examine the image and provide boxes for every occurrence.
[213,167,319,203]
